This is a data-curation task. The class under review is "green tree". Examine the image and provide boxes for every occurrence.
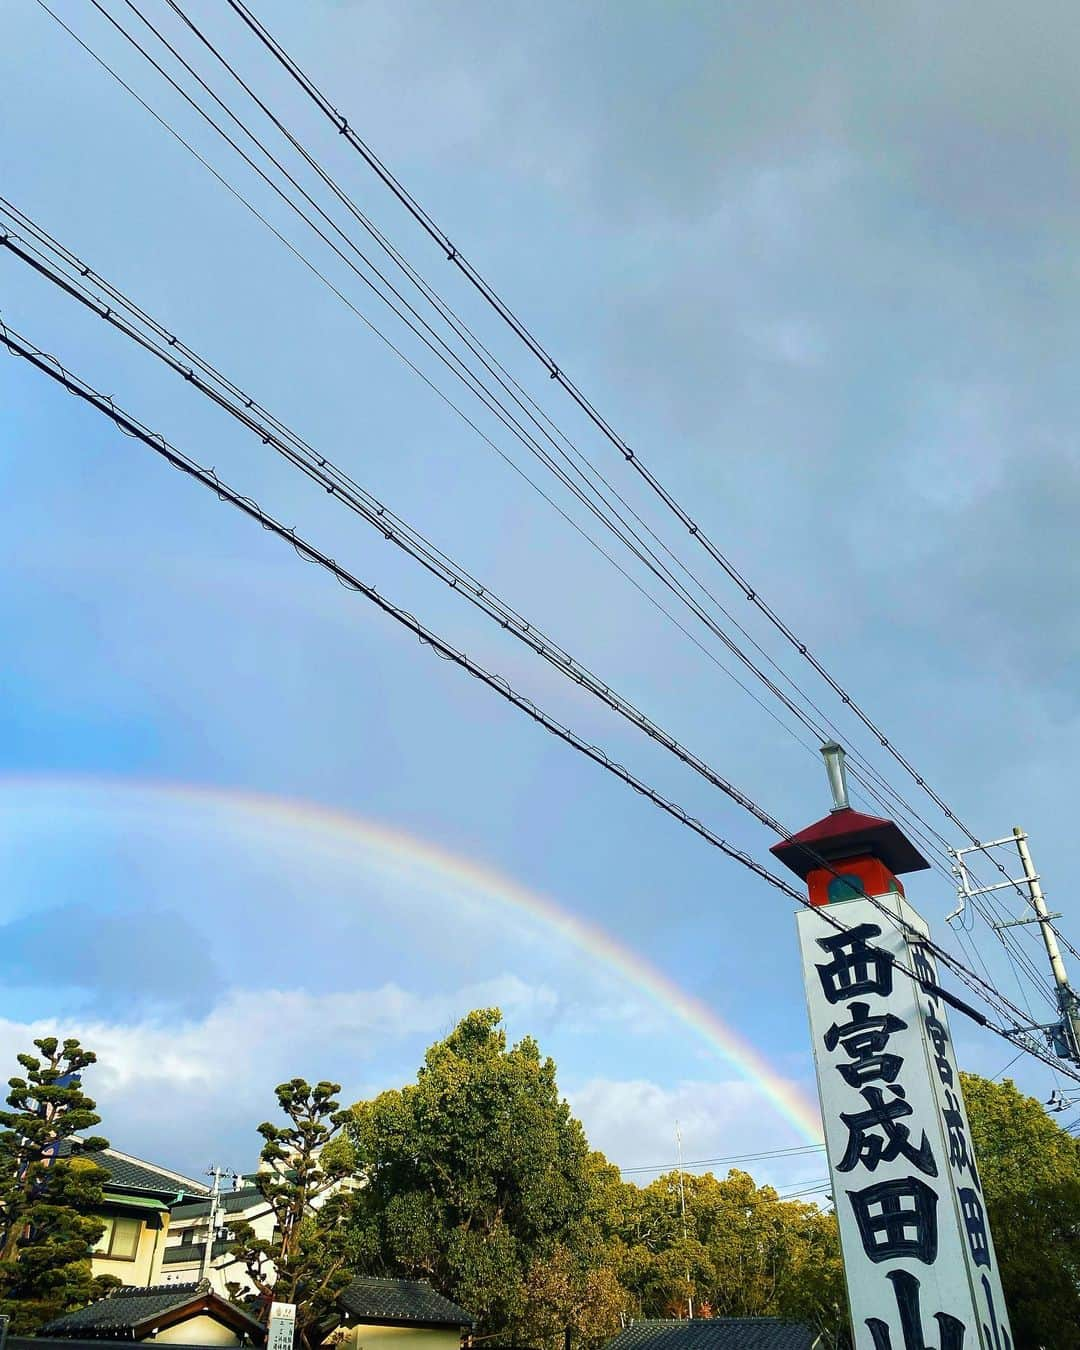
[963,1071,1080,1349]
[613,1170,846,1343]
[228,1079,359,1350]
[347,1009,621,1347]
[0,1037,110,1333]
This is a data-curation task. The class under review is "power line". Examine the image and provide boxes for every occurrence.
[117,0,1063,1017]
[151,0,968,879]
[621,1143,825,1176]
[31,0,856,807]
[3,316,1075,1088]
[0,204,1055,1055]
[991,1049,1026,1082]
[0,216,791,838]
[219,0,1077,960]
[44,0,1061,1024]
[49,0,964,893]
[159,0,990,892]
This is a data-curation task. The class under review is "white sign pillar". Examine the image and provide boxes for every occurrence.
[798,893,1013,1349]
[268,1301,297,1350]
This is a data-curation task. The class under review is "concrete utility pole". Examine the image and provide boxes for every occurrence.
[1013,827,1080,1062]
[675,1123,692,1319]
[949,827,1080,1067]
[201,1164,229,1285]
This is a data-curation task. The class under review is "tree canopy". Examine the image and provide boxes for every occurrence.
[345,1009,848,1348]
[0,1037,112,1333]
[346,1008,616,1343]
[5,1017,1075,1350]
[228,1078,360,1350]
[962,1071,1080,1349]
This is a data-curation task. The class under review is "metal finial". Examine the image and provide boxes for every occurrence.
[821,742,849,812]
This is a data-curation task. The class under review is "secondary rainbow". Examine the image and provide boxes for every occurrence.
[0,775,824,1143]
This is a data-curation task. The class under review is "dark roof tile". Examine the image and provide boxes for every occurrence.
[163,1238,236,1264]
[339,1277,473,1328]
[602,1320,817,1350]
[56,1142,209,1198]
[40,1282,262,1341]
[170,1187,265,1221]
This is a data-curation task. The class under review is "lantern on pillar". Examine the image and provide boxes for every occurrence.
[772,745,1013,1350]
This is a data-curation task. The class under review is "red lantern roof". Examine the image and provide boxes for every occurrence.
[770,806,931,881]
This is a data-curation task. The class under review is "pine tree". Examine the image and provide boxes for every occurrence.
[228,1079,357,1350]
[0,1037,110,1332]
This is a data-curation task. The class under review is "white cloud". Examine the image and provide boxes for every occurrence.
[0,975,559,1171]
[566,1077,826,1192]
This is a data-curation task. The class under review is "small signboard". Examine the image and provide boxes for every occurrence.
[268,1301,296,1350]
[0,1311,9,1350]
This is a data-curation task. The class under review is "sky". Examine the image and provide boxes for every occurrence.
[2,0,1079,1195]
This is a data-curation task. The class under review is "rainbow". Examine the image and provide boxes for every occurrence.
[0,775,823,1143]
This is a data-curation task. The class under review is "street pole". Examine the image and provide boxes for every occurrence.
[201,1165,227,1286]
[1013,827,1080,1059]
[675,1123,692,1320]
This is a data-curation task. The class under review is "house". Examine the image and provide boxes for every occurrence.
[57,1142,209,1288]
[600,1319,819,1350]
[327,1277,474,1350]
[160,1182,273,1296]
[162,1155,360,1297]
[34,1279,265,1346]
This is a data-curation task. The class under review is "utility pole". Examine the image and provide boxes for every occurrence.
[949,827,1080,1065]
[675,1122,692,1320]
[201,1164,229,1286]
[1013,827,1080,1061]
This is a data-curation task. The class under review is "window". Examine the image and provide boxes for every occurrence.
[93,1215,142,1260]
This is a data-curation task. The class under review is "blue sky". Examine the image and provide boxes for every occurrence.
[2,0,1079,1189]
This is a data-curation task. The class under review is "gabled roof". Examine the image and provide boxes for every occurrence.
[56,1141,209,1199]
[602,1319,817,1350]
[40,1281,264,1342]
[339,1277,474,1328]
[12,1340,238,1350]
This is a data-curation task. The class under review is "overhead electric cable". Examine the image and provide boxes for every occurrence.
[2,317,1072,1086]
[53,0,1051,1012]
[0,172,1058,1044]
[38,0,876,788]
[621,1143,825,1176]
[0,205,1053,1033]
[150,0,981,885]
[32,0,1064,1035]
[218,0,1074,945]
[53,0,975,891]
[151,0,967,868]
[129,0,1064,1014]
[0,217,790,838]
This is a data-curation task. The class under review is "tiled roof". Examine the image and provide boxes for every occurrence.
[56,1141,209,1198]
[13,1340,242,1350]
[40,1282,262,1340]
[93,1149,208,1197]
[602,1320,817,1350]
[339,1277,474,1328]
[42,1284,206,1335]
[163,1238,236,1264]
[171,1186,266,1220]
